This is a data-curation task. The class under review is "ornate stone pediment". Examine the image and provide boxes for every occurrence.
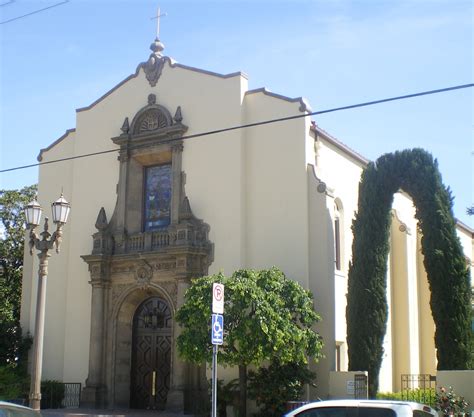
[113,94,187,148]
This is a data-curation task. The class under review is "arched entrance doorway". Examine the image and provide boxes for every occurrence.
[130,297,172,409]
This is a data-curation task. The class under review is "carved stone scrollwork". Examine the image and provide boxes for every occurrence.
[111,284,130,307]
[142,54,166,87]
[159,280,178,308]
[171,143,184,153]
[135,263,153,289]
[136,108,170,134]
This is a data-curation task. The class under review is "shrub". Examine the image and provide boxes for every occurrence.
[377,388,436,408]
[435,386,470,416]
[0,365,29,401]
[41,380,65,409]
[248,361,316,417]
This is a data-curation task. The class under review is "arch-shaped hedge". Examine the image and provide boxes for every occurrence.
[346,149,472,396]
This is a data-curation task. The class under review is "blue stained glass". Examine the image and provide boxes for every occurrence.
[144,164,172,230]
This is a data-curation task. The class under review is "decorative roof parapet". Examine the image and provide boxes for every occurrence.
[37,128,76,161]
[245,88,312,113]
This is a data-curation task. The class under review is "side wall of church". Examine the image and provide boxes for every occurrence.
[308,134,366,398]
[240,91,312,285]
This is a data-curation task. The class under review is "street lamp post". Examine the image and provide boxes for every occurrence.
[25,194,70,411]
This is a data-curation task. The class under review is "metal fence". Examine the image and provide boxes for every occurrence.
[354,374,368,399]
[61,383,81,408]
[401,374,436,406]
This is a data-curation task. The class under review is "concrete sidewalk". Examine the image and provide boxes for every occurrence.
[40,409,194,417]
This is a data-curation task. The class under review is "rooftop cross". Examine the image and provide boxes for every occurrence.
[151,7,167,40]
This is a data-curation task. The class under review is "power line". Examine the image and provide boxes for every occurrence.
[1,83,472,174]
[0,0,68,25]
[0,1,15,8]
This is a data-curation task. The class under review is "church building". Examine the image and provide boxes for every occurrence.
[20,35,474,412]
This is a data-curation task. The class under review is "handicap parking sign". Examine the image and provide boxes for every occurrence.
[211,314,224,345]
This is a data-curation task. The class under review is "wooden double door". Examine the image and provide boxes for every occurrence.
[130,297,172,409]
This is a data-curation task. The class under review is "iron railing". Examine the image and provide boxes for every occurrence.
[354,374,368,399]
[401,374,436,406]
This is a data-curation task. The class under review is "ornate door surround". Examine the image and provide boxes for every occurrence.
[81,95,213,412]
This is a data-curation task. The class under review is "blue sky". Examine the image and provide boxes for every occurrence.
[0,0,472,226]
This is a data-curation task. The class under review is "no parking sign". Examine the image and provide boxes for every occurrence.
[212,283,224,314]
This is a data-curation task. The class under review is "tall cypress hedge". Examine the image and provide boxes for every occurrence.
[346,149,472,397]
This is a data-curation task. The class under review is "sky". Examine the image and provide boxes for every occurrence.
[0,0,473,227]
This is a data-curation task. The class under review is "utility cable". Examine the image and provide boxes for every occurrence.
[0,0,68,24]
[0,1,15,8]
[1,83,472,174]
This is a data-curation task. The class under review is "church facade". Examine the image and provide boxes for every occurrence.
[20,37,474,412]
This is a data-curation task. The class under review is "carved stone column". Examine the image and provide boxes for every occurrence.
[171,143,184,224]
[166,277,188,411]
[113,148,130,254]
[81,261,109,408]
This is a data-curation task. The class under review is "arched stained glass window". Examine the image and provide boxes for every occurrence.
[144,164,172,230]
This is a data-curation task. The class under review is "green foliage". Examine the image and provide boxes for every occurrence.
[0,185,37,367]
[41,380,65,409]
[216,379,239,417]
[377,388,436,408]
[0,365,30,401]
[347,149,473,397]
[176,267,323,416]
[248,361,316,417]
[176,267,323,367]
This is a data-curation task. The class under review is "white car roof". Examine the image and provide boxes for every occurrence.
[286,399,436,416]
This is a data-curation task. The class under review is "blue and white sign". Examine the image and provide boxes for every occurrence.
[211,314,224,345]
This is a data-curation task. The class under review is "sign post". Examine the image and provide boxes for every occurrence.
[211,283,224,417]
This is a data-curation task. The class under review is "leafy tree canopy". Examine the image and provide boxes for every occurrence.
[0,185,36,367]
[176,267,323,366]
[176,267,323,416]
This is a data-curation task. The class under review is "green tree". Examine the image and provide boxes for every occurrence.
[248,360,316,417]
[0,185,36,367]
[176,267,323,417]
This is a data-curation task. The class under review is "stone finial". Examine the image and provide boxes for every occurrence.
[121,117,129,134]
[95,207,108,231]
[174,106,183,124]
[150,38,165,57]
[179,197,194,220]
[148,94,156,105]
